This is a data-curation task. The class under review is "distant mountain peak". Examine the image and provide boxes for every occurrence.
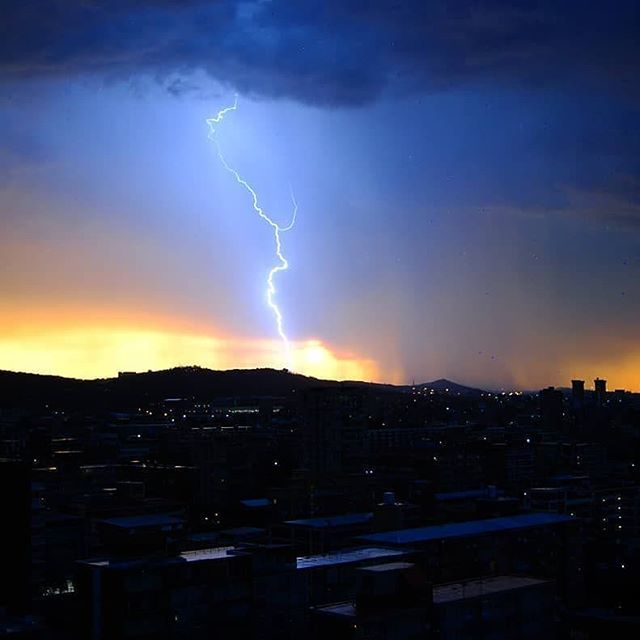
[414,378,484,395]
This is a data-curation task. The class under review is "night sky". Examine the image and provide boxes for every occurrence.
[1,1,639,389]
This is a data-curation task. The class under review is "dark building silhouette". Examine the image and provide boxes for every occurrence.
[314,572,555,640]
[594,378,607,406]
[312,561,432,639]
[0,458,31,616]
[571,379,586,430]
[572,379,585,409]
[302,386,369,479]
[540,386,564,428]
[484,443,534,489]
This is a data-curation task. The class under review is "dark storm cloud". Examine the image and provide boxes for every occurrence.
[1,1,638,105]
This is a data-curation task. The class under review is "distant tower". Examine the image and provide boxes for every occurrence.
[594,378,607,406]
[571,380,585,410]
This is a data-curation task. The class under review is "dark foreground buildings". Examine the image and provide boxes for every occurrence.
[2,369,640,638]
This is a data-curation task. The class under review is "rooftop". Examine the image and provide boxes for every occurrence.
[187,531,219,542]
[81,546,240,569]
[357,512,573,546]
[435,489,496,501]
[358,561,415,573]
[313,575,550,620]
[179,546,238,563]
[296,547,406,570]
[313,602,357,618]
[220,526,265,537]
[99,514,185,529]
[433,575,548,604]
[286,512,373,529]
[80,557,146,569]
[240,498,271,508]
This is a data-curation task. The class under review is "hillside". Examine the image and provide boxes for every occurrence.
[413,378,484,395]
[0,367,487,410]
[0,367,388,410]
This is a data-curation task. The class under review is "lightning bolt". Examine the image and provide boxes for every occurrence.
[206,96,297,368]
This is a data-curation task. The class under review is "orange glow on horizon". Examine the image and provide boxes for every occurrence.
[0,309,386,383]
[4,306,638,391]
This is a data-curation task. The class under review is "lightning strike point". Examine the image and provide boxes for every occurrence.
[206,97,297,370]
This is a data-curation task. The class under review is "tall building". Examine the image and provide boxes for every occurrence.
[594,378,607,406]
[302,386,369,479]
[571,380,585,410]
[570,379,586,429]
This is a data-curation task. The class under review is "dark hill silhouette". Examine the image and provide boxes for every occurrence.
[413,378,483,395]
[0,368,485,410]
[0,367,394,410]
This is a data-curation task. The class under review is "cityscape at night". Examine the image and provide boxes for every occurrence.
[1,1,640,638]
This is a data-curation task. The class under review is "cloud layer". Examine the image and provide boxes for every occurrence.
[2,1,638,105]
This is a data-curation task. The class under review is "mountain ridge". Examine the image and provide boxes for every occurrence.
[0,367,484,409]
